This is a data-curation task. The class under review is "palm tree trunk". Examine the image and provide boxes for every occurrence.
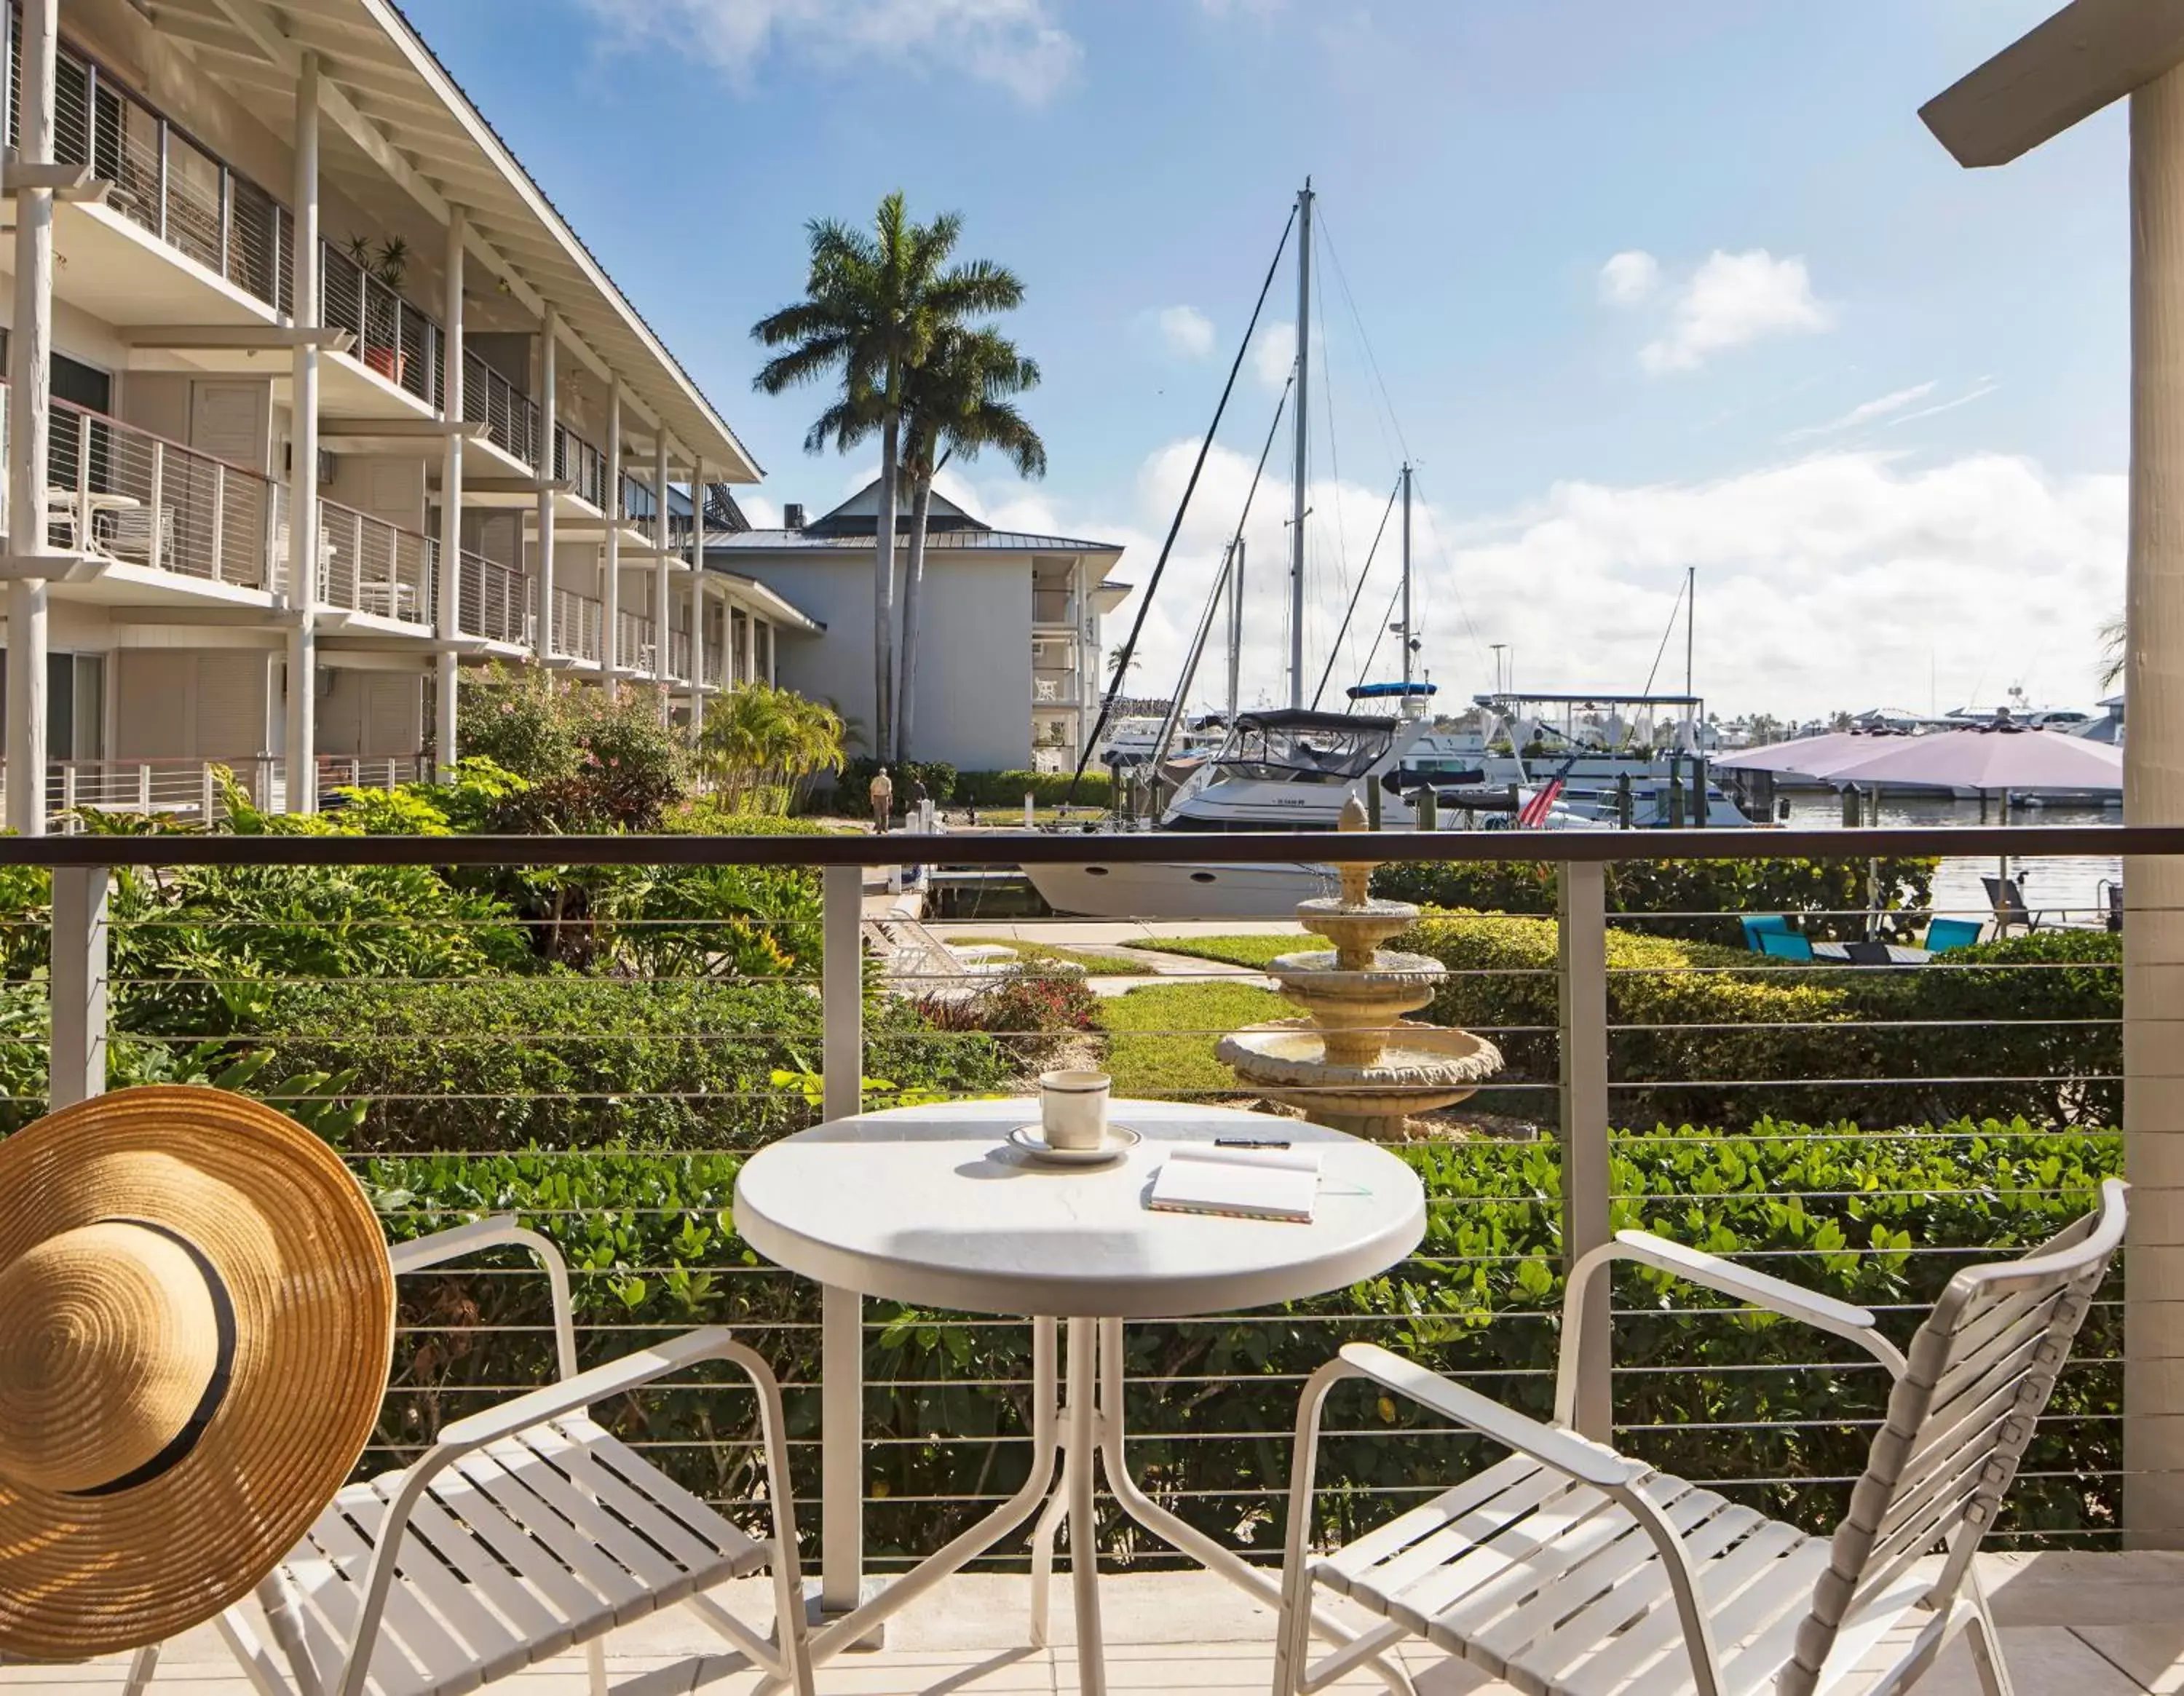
[874,411,901,760]
[897,470,935,762]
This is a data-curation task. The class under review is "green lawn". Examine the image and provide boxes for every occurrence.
[1123,933,1310,970]
[1094,978,1291,1100]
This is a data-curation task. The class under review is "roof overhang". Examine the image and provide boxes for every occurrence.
[150,0,761,480]
[1921,0,2184,167]
[713,571,824,633]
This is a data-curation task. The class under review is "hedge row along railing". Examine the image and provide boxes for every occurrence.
[365,1123,2123,1566]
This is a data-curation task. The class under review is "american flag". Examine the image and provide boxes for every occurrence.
[1516,774,1567,828]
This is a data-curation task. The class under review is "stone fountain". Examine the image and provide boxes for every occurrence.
[1216,797,1503,1141]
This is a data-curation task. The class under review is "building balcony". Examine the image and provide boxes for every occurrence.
[455,549,532,649]
[615,607,658,675]
[462,349,542,472]
[554,423,608,513]
[35,389,281,598]
[547,585,605,665]
[317,500,436,630]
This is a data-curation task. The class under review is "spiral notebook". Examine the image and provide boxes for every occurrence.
[1148,1144,1323,1224]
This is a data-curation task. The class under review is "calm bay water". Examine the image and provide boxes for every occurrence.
[1776,792,2120,924]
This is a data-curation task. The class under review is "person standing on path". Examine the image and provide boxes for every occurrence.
[869,766,894,833]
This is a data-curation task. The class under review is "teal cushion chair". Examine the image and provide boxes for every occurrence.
[1925,917,1984,954]
[1757,929,1815,962]
[1740,914,1794,953]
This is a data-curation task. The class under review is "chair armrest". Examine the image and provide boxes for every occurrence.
[388,1214,577,1380]
[1338,1343,1645,1489]
[435,1326,739,1452]
[1554,1230,1907,1429]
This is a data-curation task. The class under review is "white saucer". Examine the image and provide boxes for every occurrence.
[1006,1124,1142,1166]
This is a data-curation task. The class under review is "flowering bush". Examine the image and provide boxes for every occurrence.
[916,960,1099,1065]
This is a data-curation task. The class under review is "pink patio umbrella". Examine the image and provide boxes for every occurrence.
[1822,726,2123,899]
[1714,732,1922,782]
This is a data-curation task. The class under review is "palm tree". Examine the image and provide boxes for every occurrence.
[2100,611,2126,691]
[895,327,1047,761]
[697,681,847,814]
[751,193,1023,759]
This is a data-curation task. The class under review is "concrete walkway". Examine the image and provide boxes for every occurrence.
[37,1557,2184,1695]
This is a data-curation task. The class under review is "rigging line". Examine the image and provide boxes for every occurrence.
[1315,206,1411,468]
[1310,474,1403,710]
[1313,215,1354,691]
[1350,560,1408,705]
[1150,373,1295,769]
[1408,470,1494,683]
[1637,571,1690,704]
[1069,200,1299,802]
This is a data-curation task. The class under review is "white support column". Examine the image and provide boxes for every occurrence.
[687,456,705,736]
[1556,860,1613,1442]
[285,51,323,815]
[820,863,866,1617]
[602,381,622,697]
[653,434,672,723]
[49,865,107,1109]
[2127,60,2184,1548]
[435,204,467,775]
[766,619,777,685]
[534,307,559,665]
[5,0,58,837]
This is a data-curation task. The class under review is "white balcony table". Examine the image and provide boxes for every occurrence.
[733,1095,1425,1696]
[47,487,141,552]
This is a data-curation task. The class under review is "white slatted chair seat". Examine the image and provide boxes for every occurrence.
[258,1415,769,1696]
[197,1218,814,1696]
[1272,1181,2127,1696]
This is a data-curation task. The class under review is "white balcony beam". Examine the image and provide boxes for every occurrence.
[437,202,467,776]
[5,0,58,837]
[285,48,322,815]
[604,379,622,699]
[687,455,705,734]
[535,305,559,666]
[123,325,357,352]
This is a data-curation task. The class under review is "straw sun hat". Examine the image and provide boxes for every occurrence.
[0,1086,395,1660]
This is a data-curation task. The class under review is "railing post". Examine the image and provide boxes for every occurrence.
[200,761,215,823]
[1556,860,1613,1441]
[209,461,226,582]
[156,118,170,242]
[146,438,165,570]
[819,862,869,1624]
[137,763,151,814]
[49,865,108,1109]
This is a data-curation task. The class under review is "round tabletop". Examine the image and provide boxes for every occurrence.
[732,1098,1426,1319]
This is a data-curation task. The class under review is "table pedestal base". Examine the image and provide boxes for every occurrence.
[801,1317,1413,1696]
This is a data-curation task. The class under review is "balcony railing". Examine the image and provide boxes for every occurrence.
[0,822,2160,1635]
[703,636,727,688]
[28,389,280,589]
[549,586,604,664]
[318,499,436,627]
[463,349,541,467]
[554,424,607,511]
[615,608,657,674]
[456,550,532,647]
[620,470,658,535]
[322,239,444,411]
[668,627,692,683]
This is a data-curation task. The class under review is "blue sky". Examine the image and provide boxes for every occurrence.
[405,0,2126,718]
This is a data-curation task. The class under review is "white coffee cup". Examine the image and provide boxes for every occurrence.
[1039,1069,1111,1151]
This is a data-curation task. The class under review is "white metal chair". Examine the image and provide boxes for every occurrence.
[210,1215,815,1696]
[1271,1180,2126,1696]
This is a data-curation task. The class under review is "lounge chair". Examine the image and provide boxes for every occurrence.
[1981,876,2050,937]
[1923,918,1984,955]
[1757,929,1815,962]
[1271,1181,2126,1696]
[209,1216,815,1696]
[1740,914,1794,953]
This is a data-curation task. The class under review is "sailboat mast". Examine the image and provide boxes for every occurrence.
[1289,179,1313,710]
[1400,462,1413,692]
[1227,536,1245,721]
[1685,564,1696,698]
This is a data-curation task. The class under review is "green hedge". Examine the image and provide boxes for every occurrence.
[1401,914,2118,1132]
[953,769,1115,809]
[1374,856,1939,946]
[363,1120,2121,1565]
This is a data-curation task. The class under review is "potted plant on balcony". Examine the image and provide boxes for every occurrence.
[344,235,411,387]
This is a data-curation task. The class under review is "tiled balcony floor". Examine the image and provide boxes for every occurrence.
[25,1555,2184,1696]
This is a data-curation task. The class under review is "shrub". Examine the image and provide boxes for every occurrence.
[241,977,1012,1154]
[952,769,1115,809]
[457,665,688,831]
[826,757,957,815]
[1373,856,1939,946]
[361,1121,2121,1566]
[587,860,824,979]
[916,960,1100,1066]
[664,799,844,837]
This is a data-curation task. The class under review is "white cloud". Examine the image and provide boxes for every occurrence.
[739,492,783,529]
[1626,249,1834,374]
[1884,378,2002,428]
[1251,320,1297,393]
[1148,305,1217,361]
[989,444,2121,721]
[1784,381,1937,440]
[576,0,1080,104]
[1598,250,1660,306]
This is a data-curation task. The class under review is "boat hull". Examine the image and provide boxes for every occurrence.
[1023,860,1337,920]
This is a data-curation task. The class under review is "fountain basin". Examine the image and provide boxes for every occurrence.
[1267,948,1447,997]
[1218,1018,1505,1141]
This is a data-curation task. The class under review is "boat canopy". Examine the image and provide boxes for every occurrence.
[1212,711,1398,783]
